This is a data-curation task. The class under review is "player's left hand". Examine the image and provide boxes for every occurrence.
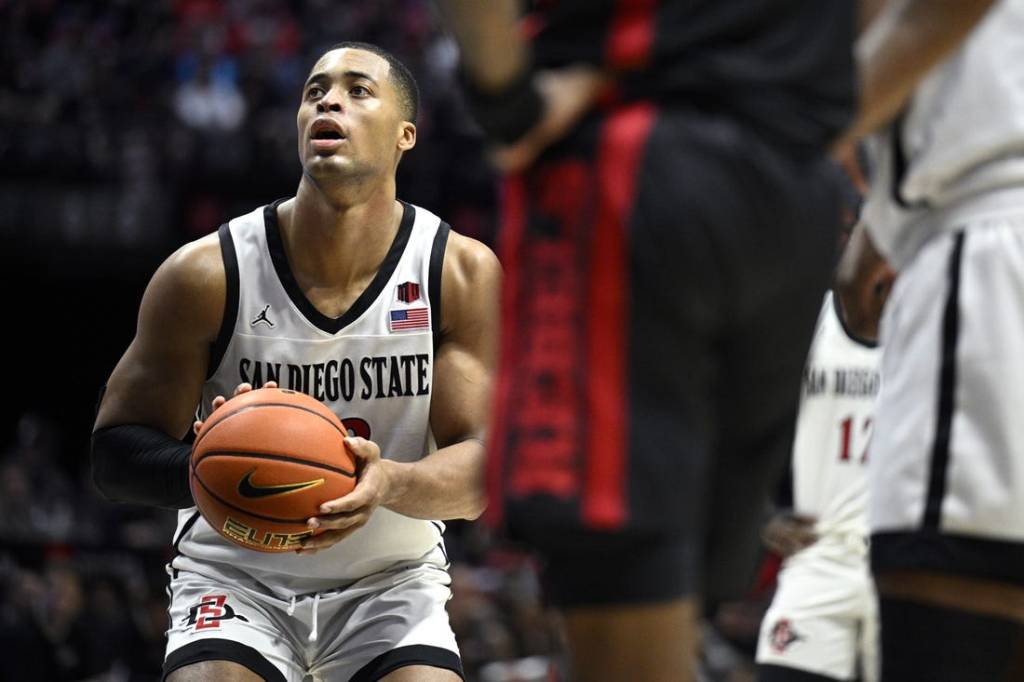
[491,65,609,173]
[297,436,393,554]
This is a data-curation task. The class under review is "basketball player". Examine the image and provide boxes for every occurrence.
[440,2,855,680]
[91,42,501,681]
[755,282,883,682]
[837,0,1024,679]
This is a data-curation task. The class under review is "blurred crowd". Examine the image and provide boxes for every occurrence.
[0,0,497,259]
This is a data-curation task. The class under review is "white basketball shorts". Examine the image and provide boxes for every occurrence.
[163,557,462,681]
[869,215,1024,582]
[756,538,878,681]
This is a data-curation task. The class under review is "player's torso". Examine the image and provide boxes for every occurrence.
[863,0,1024,267]
[174,200,451,594]
[792,292,881,540]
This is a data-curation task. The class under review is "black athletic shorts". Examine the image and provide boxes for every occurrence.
[486,103,842,607]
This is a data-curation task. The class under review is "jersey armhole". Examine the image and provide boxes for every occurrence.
[429,221,451,350]
[207,223,240,378]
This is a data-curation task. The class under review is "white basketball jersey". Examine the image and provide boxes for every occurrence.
[861,0,1024,268]
[792,293,882,538]
[171,200,451,596]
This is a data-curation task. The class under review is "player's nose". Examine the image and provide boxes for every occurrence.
[316,89,343,113]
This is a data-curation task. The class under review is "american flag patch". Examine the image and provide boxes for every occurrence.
[389,307,430,332]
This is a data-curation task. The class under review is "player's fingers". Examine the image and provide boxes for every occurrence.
[318,487,375,515]
[211,395,226,410]
[298,523,364,552]
[264,380,278,389]
[232,382,253,396]
[307,511,364,532]
[343,437,380,461]
[193,420,203,435]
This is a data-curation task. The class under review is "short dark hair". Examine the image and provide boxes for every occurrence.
[324,41,419,124]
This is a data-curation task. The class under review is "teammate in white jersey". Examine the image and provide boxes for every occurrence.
[838,1,1024,679]
[756,290,882,682]
[91,42,501,682]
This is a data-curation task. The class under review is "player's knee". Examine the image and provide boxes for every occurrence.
[378,665,462,682]
[165,660,266,682]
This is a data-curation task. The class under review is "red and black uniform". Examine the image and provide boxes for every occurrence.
[485,0,856,606]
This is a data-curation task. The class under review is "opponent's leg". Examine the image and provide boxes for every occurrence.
[565,599,700,682]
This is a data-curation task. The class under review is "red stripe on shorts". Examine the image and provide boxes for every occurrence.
[606,0,658,70]
[483,174,527,528]
[584,103,656,529]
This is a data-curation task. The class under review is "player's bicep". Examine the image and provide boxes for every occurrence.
[95,242,224,438]
[429,237,501,448]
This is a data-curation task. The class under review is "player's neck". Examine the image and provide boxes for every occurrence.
[282,178,403,290]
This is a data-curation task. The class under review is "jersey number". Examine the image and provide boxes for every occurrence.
[838,415,872,464]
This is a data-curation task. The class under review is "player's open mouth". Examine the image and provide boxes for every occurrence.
[310,119,347,152]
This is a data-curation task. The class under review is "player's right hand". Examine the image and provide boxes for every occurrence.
[192,381,278,435]
[761,511,818,557]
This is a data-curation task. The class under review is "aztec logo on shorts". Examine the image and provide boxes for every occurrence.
[182,594,249,630]
[769,618,803,653]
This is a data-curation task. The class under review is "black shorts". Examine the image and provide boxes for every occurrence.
[486,103,842,606]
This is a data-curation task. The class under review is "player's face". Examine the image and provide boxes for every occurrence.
[297,49,415,181]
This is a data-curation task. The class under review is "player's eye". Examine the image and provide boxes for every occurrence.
[307,85,325,99]
[351,84,371,97]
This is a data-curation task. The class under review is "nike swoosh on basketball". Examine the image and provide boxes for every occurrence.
[237,469,325,499]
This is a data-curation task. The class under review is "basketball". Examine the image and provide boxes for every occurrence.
[190,387,357,553]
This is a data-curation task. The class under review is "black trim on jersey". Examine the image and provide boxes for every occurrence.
[349,645,464,682]
[162,638,286,682]
[170,510,201,577]
[872,531,1024,587]
[923,231,965,530]
[430,521,449,564]
[264,199,415,335]
[208,223,239,379]
[889,106,929,210]
[890,110,912,208]
[831,289,877,349]
[429,221,451,348]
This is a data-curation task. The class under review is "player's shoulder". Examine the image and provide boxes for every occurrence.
[142,231,227,340]
[443,229,501,284]
[160,231,226,298]
[436,228,501,337]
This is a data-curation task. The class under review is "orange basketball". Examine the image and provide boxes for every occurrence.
[190,387,356,552]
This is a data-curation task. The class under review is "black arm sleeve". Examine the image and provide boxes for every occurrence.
[91,424,193,509]
[462,69,544,145]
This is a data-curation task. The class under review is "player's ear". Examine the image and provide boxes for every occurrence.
[397,121,416,152]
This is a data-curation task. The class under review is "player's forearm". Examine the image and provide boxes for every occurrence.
[842,0,997,143]
[91,423,194,509]
[380,439,487,521]
[437,0,526,92]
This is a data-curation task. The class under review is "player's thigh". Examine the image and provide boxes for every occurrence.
[166,660,266,682]
[756,558,867,680]
[378,666,462,682]
[871,225,1024,582]
[164,570,301,682]
[312,561,463,681]
[633,109,839,602]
